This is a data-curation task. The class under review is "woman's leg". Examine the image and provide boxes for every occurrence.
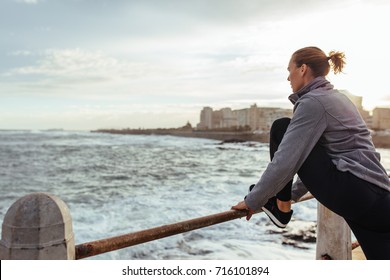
[268,117,390,258]
[347,216,390,260]
[298,143,390,259]
[269,118,293,211]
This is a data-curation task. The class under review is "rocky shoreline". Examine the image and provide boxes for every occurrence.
[93,128,390,149]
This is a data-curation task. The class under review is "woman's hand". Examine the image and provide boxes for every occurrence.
[231,200,255,221]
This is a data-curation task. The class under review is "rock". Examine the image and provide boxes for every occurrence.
[266,220,317,249]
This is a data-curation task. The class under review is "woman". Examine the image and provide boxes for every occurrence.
[232,46,390,259]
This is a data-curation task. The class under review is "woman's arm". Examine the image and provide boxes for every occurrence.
[245,96,327,211]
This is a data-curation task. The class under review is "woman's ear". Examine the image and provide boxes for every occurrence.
[299,63,309,77]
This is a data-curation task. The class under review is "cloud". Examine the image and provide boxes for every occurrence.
[9,50,33,56]
[3,48,159,91]
[3,42,285,98]
[8,49,118,76]
[2,0,389,130]
[15,0,41,4]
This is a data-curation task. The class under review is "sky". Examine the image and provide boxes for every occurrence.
[1,0,390,130]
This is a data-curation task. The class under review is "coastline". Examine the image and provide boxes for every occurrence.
[92,128,390,149]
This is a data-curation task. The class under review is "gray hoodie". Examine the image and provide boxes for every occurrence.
[245,77,390,211]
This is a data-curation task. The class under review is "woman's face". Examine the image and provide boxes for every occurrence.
[287,57,305,93]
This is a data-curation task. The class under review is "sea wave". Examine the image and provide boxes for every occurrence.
[0,131,388,259]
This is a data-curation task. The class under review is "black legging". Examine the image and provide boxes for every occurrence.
[270,118,293,202]
[270,117,390,260]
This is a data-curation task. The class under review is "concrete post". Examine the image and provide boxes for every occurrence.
[316,202,352,260]
[0,192,75,260]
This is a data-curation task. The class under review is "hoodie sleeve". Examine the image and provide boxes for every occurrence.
[245,96,327,211]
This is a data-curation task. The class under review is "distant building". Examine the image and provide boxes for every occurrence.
[197,104,292,131]
[234,108,250,128]
[197,107,213,129]
[372,108,390,130]
[197,91,389,132]
[212,110,223,128]
[259,107,293,132]
[220,108,236,128]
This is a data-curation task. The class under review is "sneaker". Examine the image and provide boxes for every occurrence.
[261,197,293,228]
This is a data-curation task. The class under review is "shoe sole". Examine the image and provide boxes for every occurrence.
[261,206,287,228]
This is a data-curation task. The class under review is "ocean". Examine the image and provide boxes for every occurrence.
[0,130,389,260]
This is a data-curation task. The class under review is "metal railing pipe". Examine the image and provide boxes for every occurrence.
[75,194,314,259]
[76,209,246,259]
